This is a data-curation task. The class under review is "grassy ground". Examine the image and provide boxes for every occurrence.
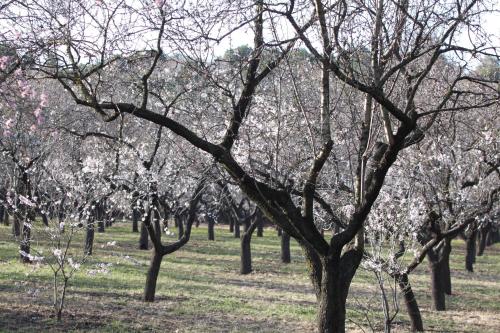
[0,222,499,332]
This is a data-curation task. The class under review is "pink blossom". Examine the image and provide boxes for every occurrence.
[39,93,48,107]
[0,56,9,70]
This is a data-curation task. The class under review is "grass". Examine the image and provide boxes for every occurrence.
[0,222,499,332]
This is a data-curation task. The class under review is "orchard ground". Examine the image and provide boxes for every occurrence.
[0,223,499,332]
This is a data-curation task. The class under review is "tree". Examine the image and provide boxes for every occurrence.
[2,0,498,331]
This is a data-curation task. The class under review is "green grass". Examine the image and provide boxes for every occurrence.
[0,222,499,332]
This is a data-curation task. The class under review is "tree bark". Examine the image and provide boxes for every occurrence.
[12,214,20,237]
[139,221,149,250]
[465,230,476,272]
[317,258,348,333]
[132,208,140,232]
[477,225,489,256]
[281,231,291,263]
[2,209,9,226]
[20,220,32,263]
[240,218,259,274]
[397,273,423,332]
[441,239,452,295]
[208,216,215,241]
[428,257,446,311]
[177,215,184,240]
[229,215,234,233]
[234,218,240,238]
[144,251,163,302]
[84,218,95,255]
[256,216,263,237]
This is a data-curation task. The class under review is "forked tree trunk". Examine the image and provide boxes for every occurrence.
[144,252,163,302]
[281,231,291,263]
[139,221,149,250]
[397,274,423,332]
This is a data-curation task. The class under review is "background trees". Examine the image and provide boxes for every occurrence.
[0,0,498,332]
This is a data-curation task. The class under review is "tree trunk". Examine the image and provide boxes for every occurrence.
[281,231,291,263]
[12,214,20,237]
[177,215,184,240]
[229,216,234,233]
[397,274,423,332]
[20,221,32,263]
[208,217,215,241]
[139,221,149,250]
[41,212,49,226]
[144,251,163,302]
[277,227,282,236]
[240,219,258,274]
[2,209,9,226]
[132,208,140,232]
[0,206,4,225]
[428,258,446,311]
[256,217,263,237]
[84,218,95,255]
[465,230,476,272]
[317,258,348,333]
[441,240,452,295]
[477,225,489,256]
[234,219,240,238]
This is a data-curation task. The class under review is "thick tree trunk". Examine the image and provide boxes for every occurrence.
[208,217,215,241]
[84,218,95,255]
[139,221,149,250]
[397,274,423,332]
[132,208,140,232]
[317,258,348,333]
[465,230,476,272]
[144,251,163,302]
[428,259,446,311]
[281,231,291,263]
